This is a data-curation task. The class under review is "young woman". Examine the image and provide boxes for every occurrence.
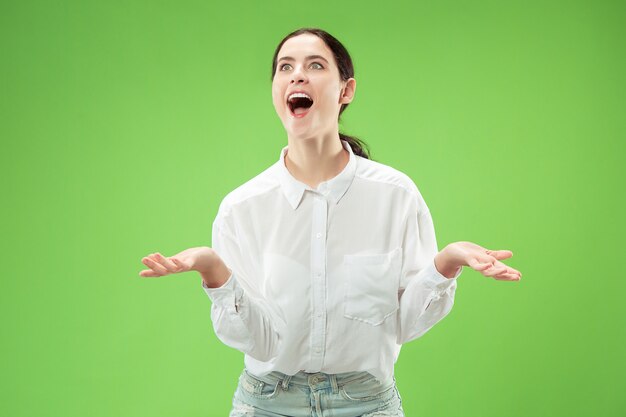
[139,27,522,417]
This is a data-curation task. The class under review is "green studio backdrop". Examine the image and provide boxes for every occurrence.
[1,0,624,416]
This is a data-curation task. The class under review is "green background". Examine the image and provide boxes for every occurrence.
[2,0,624,416]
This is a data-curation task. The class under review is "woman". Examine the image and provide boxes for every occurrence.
[139,28,522,417]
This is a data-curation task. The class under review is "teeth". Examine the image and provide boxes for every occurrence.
[288,92,312,101]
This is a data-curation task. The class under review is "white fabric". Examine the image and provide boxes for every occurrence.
[202,139,461,382]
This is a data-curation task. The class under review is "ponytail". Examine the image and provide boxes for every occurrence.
[340,133,371,160]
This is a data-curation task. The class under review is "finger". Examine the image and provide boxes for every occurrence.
[494,275,519,281]
[170,257,189,271]
[507,273,522,281]
[153,253,179,273]
[170,258,191,272]
[468,258,494,271]
[139,269,161,277]
[506,266,522,276]
[482,264,508,277]
[492,269,521,280]
[483,269,506,278]
[495,265,522,279]
[495,273,521,281]
[494,262,522,277]
[485,249,513,260]
[142,255,169,275]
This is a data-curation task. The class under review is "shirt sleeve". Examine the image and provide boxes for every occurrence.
[396,191,462,345]
[201,204,284,362]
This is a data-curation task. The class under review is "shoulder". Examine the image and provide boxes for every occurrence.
[217,162,281,217]
[355,156,431,214]
[355,156,420,196]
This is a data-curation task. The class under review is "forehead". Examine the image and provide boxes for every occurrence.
[277,34,333,62]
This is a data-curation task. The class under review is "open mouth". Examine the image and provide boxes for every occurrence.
[288,96,314,117]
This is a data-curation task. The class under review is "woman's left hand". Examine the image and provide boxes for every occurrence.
[437,241,522,281]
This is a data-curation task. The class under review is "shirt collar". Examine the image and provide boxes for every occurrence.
[277,139,357,210]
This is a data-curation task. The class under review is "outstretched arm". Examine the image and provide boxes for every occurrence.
[396,207,461,345]
[139,244,283,362]
[200,211,285,362]
[396,187,522,345]
[435,241,522,281]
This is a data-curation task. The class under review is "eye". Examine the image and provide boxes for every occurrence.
[278,62,324,71]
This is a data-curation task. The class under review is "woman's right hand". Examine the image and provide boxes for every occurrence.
[139,246,219,278]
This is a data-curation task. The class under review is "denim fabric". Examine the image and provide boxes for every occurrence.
[229,368,404,416]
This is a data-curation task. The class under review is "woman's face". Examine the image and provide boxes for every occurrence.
[272,34,355,139]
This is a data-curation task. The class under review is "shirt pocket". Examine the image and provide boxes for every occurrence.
[343,247,402,326]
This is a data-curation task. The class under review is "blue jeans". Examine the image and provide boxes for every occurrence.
[229,368,405,416]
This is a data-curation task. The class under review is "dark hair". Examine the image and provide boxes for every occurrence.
[271,28,371,160]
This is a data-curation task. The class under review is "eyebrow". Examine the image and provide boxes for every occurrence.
[277,55,330,64]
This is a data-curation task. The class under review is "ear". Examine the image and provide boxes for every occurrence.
[339,78,356,105]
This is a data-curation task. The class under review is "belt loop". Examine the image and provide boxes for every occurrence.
[281,374,292,390]
[330,374,338,394]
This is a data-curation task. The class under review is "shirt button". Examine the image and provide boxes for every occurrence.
[316,312,322,318]
[314,347,321,353]
[316,232,322,238]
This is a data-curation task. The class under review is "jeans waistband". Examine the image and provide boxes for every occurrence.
[243,368,391,392]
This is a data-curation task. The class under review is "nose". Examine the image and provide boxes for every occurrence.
[290,66,308,84]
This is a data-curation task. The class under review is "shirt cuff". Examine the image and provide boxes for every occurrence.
[201,270,243,311]
[421,259,461,291]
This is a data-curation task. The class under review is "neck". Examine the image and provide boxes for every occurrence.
[284,132,349,190]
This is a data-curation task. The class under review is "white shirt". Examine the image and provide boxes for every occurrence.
[202,139,462,382]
